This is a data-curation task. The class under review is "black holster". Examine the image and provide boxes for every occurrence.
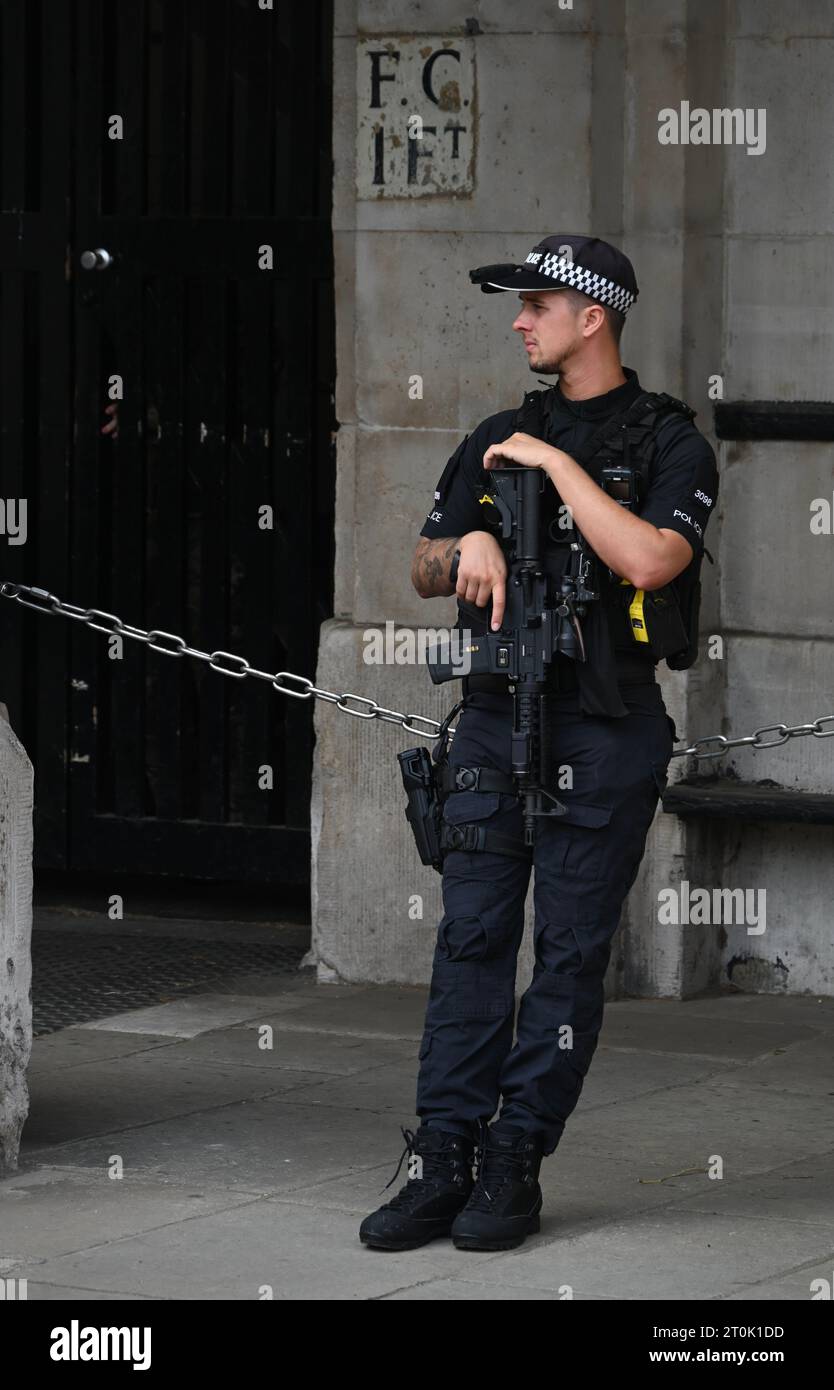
[398,745,531,874]
[398,746,446,872]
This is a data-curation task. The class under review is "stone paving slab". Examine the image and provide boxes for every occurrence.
[244,984,433,1040]
[171,1023,417,1075]
[4,985,833,1300]
[4,1197,503,1301]
[609,994,834,1029]
[662,1150,834,1230]
[0,1165,256,1267]
[721,1256,834,1300]
[378,1279,613,1300]
[267,1045,720,1119]
[11,1282,160,1300]
[76,992,318,1038]
[598,1001,820,1061]
[26,1029,181,1073]
[566,1074,834,1180]
[21,1053,337,1150]
[9,1183,831,1301]
[18,1098,421,1196]
[714,1033,834,1098]
[448,1209,834,1302]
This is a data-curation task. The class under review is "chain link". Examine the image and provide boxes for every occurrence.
[674,714,834,761]
[0,581,446,739]
[2,580,832,761]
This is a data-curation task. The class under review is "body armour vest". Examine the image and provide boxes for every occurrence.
[454,386,703,718]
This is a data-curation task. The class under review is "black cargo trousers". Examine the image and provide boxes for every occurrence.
[415,680,675,1155]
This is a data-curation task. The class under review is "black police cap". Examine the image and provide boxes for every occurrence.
[470,234,639,315]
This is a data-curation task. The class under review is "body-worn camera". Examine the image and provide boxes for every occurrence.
[600,464,641,507]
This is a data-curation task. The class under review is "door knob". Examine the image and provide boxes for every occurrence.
[80,248,113,270]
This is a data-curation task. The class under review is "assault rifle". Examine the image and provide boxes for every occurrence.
[425,466,599,846]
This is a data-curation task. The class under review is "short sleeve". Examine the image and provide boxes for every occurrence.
[418,410,517,541]
[638,416,719,554]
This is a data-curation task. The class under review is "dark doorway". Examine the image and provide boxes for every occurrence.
[0,0,335,886]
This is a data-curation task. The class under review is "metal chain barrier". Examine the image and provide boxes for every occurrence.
[2,579,833,762]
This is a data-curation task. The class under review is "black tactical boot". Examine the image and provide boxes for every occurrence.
[359,1124,475,1251]
[451,1120,544,1251]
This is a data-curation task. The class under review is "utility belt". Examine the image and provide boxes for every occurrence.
[398,646,660,872]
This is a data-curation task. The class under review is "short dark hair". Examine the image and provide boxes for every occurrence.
[561,288,625,347]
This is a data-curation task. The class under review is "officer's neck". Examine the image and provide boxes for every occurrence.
[556,354,627,402]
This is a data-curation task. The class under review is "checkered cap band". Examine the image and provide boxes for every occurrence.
[526,251,635,314]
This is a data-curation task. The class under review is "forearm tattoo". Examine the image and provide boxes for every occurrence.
[413,536,461,595]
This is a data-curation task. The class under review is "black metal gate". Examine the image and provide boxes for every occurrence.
[0,0,335,884]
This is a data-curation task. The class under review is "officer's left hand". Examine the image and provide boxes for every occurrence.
[483,432,569,472]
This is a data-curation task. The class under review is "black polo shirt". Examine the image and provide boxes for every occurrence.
[420,366,718,557]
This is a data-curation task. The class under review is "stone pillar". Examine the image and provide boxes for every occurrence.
[316,0,831,997]
[317,0,599,988]
[709,0,834,993]
[614,0,728,997]
[0,704,34,1173]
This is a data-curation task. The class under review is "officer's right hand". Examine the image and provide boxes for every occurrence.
[457,531,508,631]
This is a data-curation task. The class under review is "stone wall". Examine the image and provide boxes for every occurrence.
[312,0,832,997]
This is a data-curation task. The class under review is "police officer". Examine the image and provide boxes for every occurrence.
[360,235,718,1253]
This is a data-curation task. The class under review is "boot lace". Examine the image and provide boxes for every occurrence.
[378,1125,468,1211]
[466,1119,532,1211]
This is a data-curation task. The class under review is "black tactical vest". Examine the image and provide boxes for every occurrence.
[512,385,704,670]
